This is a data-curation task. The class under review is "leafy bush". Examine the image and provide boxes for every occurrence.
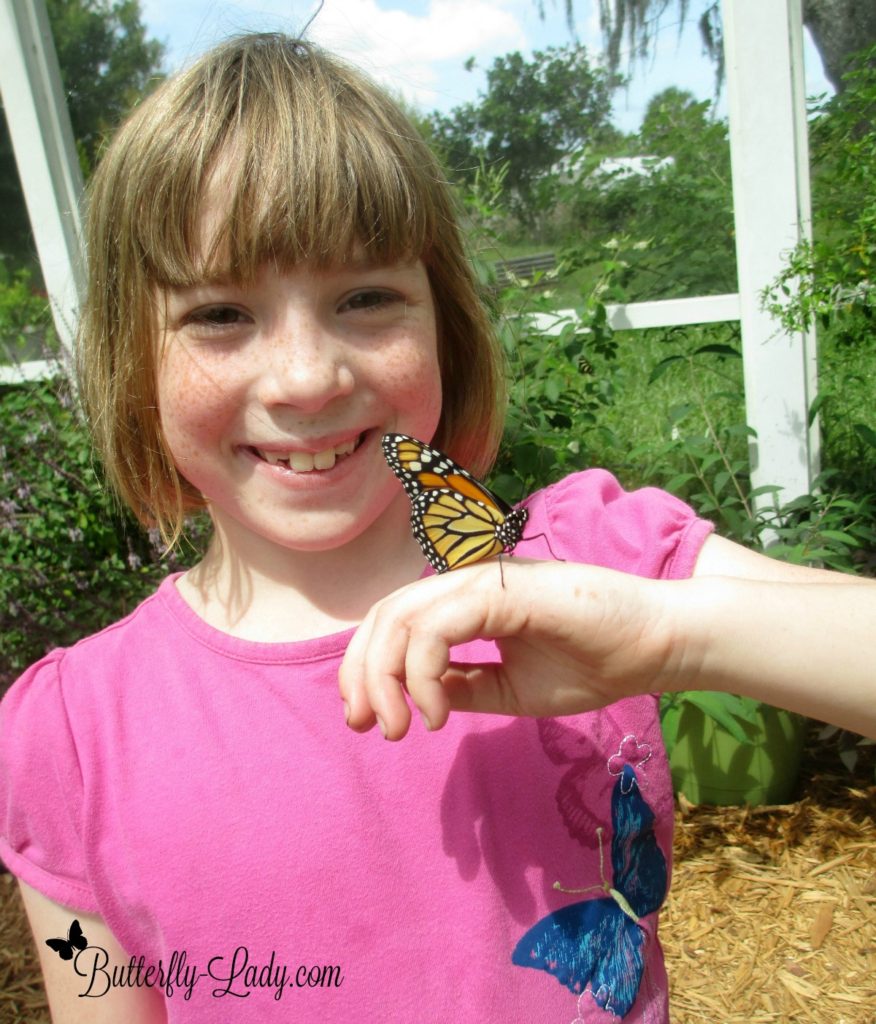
[0,374,207,691]
[764,43,876,495]
[492,287,620,499]
[489,253,875,577]
[559,90,736,301]
[0,266,56,361]
[631,335,876,572]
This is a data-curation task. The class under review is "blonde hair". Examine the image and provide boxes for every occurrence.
[76,33,505,544]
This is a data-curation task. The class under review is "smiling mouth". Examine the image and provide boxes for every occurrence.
[248,433,364,473]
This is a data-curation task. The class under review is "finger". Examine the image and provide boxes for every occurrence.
[341,564,509,737]
[358,572,498,736]
[440,664,520,716]
[339,608,380,733]
[344,598,415,741]
[402,629,453,732]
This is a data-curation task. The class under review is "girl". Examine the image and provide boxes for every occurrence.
[1,33,870,1024]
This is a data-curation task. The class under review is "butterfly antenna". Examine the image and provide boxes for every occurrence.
[552,827,610,896]
[563,825,641,925]
[513,495,562,563]
[516,528,563,564]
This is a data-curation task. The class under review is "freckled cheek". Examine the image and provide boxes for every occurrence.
[156,352,239,452]
[374,338,443,421]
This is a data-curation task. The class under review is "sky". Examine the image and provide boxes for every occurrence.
[139,0,832,133]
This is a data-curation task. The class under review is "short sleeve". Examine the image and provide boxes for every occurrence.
[536,469,713,580]
[0,653,98,912]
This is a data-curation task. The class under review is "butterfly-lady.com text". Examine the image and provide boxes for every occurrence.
[73,945,344,1002]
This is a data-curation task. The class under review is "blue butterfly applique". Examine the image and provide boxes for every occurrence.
[511,763,667,1019]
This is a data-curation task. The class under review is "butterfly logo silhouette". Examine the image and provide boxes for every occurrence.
[45,919,88,961]
[512,763,667,1019]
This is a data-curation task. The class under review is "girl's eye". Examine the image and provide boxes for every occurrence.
[339,289,399,313]
[185,305,250,328]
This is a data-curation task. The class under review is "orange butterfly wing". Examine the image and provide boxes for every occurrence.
[382,433,528,573]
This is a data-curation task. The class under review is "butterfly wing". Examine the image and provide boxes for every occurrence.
[45,937,74,961]
[69,919,88,952]
[412,490,506,571]
[511,899,646,1019]
[512,765,668,1018]
[611,766,667,920]
[381,434,528,573]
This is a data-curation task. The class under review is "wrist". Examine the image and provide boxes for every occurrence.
[652,575,743,696]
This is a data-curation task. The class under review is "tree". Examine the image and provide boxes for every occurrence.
[427,44,621,216]
[574,0,876,95]
[563,87,735,299]
[0,0,164,268]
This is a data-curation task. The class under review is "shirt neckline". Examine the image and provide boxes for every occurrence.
[156,573,358,664]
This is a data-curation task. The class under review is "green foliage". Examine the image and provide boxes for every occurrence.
[764,45,876,337]
[620,328,876,573]
[0,266,57,361]
[490,245,875,578]
[559,90,735,300]
[461,235,622,498]
[426,44,621,217]
[0,375,207,691]
[660,690,763,749]
[763,44,876,496]
[46,0,165,173]
[494,296,618,498]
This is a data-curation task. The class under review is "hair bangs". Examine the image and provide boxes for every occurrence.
[132,39,437,286]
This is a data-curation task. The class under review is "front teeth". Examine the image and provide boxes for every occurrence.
[257,437,358,472]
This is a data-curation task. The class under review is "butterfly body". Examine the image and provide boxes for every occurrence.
[382,433,529,573]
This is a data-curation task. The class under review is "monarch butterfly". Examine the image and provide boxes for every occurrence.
[381,433,529,574]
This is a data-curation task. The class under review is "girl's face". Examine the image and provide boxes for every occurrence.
[156,256,442,563]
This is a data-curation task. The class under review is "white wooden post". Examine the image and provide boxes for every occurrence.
[722,0,819,504]
[0,0,84,356]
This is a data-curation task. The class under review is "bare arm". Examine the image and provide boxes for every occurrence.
[18,881,166,1023]
[692,532,872,583]
[684,533,875,730]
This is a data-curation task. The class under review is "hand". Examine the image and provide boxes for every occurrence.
[340,554,876,742]
[338,560,681,740]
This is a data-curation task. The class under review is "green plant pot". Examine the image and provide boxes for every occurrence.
[664,700,808,806]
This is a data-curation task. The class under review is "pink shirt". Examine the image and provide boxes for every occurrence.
[1,470,712,1022]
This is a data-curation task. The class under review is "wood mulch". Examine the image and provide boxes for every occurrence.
[1,739,874,1024]
[665,745,876,1024]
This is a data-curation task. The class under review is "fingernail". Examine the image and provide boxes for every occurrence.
[420,711,432,732]
[342,701,350,726]
[375,715,387,739]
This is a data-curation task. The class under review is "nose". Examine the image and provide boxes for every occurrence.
[257,314,355,414]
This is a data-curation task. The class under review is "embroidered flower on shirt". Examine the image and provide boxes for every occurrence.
[608,736,652,793]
